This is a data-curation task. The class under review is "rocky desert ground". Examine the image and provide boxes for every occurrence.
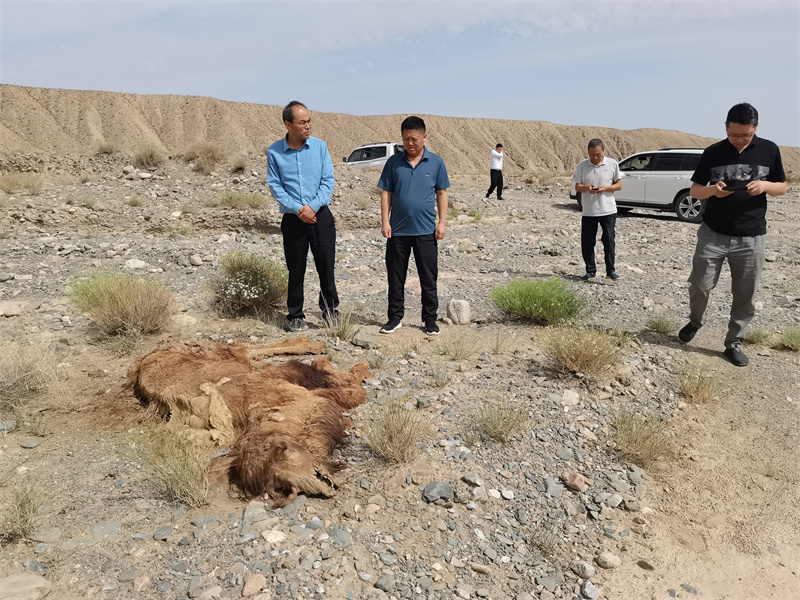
[1,86,799,600]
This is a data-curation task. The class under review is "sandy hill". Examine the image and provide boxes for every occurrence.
[2,84,798,175]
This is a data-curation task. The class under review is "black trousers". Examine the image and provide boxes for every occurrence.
[581,213,616,275]
[385,233,438,323]
[280,205,339,320]
[487,169,503,198]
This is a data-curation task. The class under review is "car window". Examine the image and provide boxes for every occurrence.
[394,144,404,154]
[620,154,654,171]
[651,153,685,171]
[347,149,363,162]
[363,146,387,160]
[681,154,702,171]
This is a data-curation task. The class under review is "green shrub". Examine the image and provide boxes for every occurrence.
[778,328,800,351]
[463,403,529,445]
[490,278,584,325]
[185,142,225,175]
[468,209,482,221]
[133,145,166,169]
[539,327,621,377]
[70,271,174,336]
[645,312,677,335]
[209,190,268,210]
[368,399,429,464]
[212,251,288,317]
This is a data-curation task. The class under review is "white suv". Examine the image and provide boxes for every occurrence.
[570,148,705,223]
[342,142,404,169]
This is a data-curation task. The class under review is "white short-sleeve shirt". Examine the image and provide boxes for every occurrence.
[572,157,621,217]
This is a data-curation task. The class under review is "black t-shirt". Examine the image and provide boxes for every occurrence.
[691,135,785,236]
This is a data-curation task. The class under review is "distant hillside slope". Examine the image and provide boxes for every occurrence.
[2,84,798,175]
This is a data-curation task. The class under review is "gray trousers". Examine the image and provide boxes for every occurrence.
[687,222,766,349]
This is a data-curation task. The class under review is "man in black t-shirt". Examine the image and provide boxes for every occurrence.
[678,103,787,366]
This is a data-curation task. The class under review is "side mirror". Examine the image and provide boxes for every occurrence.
[343,157,347,163]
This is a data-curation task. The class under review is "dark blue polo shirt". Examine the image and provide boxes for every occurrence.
[378,148,450,236]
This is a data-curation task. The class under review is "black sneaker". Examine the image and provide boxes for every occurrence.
[607,271,620,280]
[287,317,307,332]
[724,346,749,367]
[425,321,440,335]
[580,272,596,281]
[380,319,402,334]
[678,323,699,343]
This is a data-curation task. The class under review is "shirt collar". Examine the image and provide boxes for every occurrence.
[280,135,310,153]
[404,147,430,163]
[724,134,759,152]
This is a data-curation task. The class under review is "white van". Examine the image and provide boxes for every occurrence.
[343,143,404,169]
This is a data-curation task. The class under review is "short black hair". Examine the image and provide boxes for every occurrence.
[401,116,426,134]
[282,101,307,124]
[588,139,604,150]
[496,143,503,148]
[726,102,758,127]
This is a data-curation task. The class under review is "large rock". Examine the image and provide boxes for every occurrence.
[0,573,52,600]
[446,299,471,324]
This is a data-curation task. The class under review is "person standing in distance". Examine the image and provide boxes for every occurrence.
[378,116,450,336]
[572,139,622,280]
[267,100,339,332]
[486,143,505,200]
[678,102,786,367]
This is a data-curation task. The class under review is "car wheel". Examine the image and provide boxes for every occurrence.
[674,191,704,223]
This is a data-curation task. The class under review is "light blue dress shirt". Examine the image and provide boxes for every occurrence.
[267,136,334,214]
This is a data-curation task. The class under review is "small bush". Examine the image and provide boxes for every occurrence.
[96,141,118,155]
[70,271,174,336]
[436,334,480,362]
[230,156,248,173]
[526,526,563,560]
[79,174,91,184]
[368,399,429,464]
[468,209,482,221]
[645,312,677,335]
[209,191,268,210]
[540,327,621,377]
[185,142,225,175]
[322,308,358,341]
[133,145,166,169]
[127,195,144,207]
[0,478,45,540]
[0,172,44,195]
[678,369,718,404]
[490,278,584,325]
[212,251,288,317]
[612,410,675,467]
[428,359,455,387]
[778,328,800,351]
[744,326,771,346]
[488,328,515,355]
[0,345,55,412]
[464,403,528,445]
[136,424,211,507]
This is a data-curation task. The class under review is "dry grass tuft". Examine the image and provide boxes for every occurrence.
[133,145,166,169]
[322,307,359,342]
[612,409,675,467]
[463,402,529,445]
[744,326,772,346]
[778,328,800,351]
[428,359,455,387]
[0,172,45,195]
[0,478,46,540]
[208,190,268,210]
[525,525,564,561]
[645,312,678,335]
[96,141,118,155]
[677,368,718,404]
[134,424,212,507]
[368,399,430,464]
[230,156,248,173]
[435,334,480,362]
[539,327,621,378]
[185,142,225,175]
[212,251,288,317]
[70,271,174,336]
[0,344,56,412]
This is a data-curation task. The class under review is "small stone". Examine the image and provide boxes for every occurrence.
[422,481,454,503]
[153,526,172,540]
[571,560,596,578]
[581,580,599,599]
[462,473,484,487]
[375,574,395,592]
[596,551,621,569]
[124,259,148,270]
[242,573,267,597]
[446,299,471,324]
[189,254,203,266]
[0,573,52,599]
[637,559,656,571]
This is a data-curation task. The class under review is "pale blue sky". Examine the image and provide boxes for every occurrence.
[1,1,798,146]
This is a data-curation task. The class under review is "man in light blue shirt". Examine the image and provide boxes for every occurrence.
[267,101,339,331]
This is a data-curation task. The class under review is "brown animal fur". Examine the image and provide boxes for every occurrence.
[128,341,368,505]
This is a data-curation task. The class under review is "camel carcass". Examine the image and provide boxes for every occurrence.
[128,340,369,505]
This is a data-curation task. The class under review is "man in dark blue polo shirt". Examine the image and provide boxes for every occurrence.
[377,116,450,335]
[678,103,787,367]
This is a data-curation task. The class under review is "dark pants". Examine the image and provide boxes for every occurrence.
[581,213,616,275]
[281,206,339,320]
[385,234,438,323]
[487,169,503,198]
